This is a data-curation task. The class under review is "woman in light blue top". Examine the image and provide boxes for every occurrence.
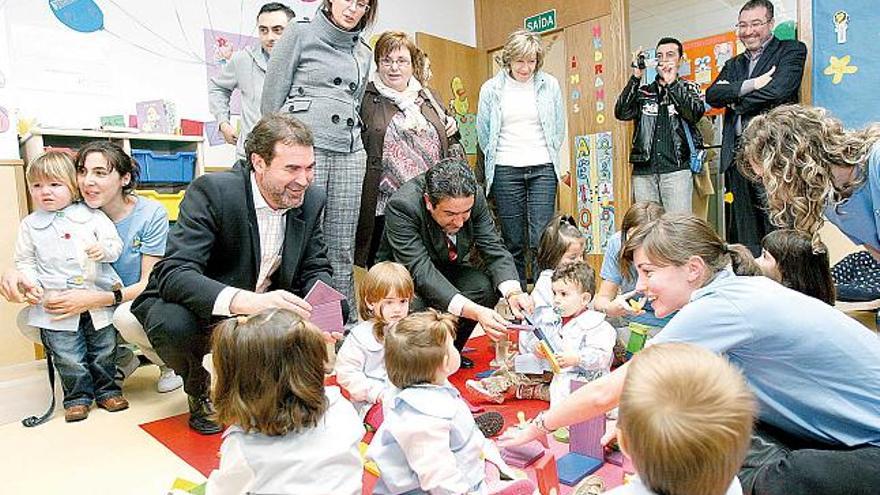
[476,29,566,286]
[500,214,880,494]
[740,104,880,256]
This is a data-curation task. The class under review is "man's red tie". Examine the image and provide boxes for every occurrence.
[446,236,458,262]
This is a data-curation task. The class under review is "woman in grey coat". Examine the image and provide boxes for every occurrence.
[262,0,377,319]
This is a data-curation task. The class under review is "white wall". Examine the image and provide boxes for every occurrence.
[629,0,797,53]
[0,0,474,165]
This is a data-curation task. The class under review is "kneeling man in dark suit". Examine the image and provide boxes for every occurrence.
[377,159,533,368]
[132,113,338,434]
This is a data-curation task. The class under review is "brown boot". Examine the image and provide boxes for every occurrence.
[64,404,90,422]
[515,382,550,402]
[97,395,129,412]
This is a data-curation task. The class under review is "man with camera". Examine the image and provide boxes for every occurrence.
[706,0,807,254]
[614,37,705,213]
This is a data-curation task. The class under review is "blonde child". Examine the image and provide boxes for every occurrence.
[336,261,412,419]
[15,151,126,423]
[367,310,533,495]
[468,262,615,405]
[606,342,756,495]
[206,309,364,495]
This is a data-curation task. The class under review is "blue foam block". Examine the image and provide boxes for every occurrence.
[557,452,603,486]
[475,369,495,379]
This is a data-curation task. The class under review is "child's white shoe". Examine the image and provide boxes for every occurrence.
[157,366,184,393]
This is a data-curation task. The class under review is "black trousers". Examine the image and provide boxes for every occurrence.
[410,264,498,351]
[138,299,215,399]
[725,164,775,256]
[739,422,880,495]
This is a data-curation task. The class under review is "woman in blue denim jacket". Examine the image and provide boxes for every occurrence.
[477,29,566,286]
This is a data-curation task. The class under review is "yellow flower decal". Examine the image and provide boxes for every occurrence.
[823,55,858,84]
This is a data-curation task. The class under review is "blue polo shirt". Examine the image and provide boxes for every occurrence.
[824,143,880,252]
[111,196,168,286]
[651,270,880,447]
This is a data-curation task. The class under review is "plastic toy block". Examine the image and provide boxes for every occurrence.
[556,452,603,486]
[364,402,384,432]
[500,440,545,468]
[533,453,560,495]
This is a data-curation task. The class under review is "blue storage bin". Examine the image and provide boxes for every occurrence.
[132,149,196,184]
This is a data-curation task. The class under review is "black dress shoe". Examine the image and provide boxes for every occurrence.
[460,355,474,369]
[188,395,222,435]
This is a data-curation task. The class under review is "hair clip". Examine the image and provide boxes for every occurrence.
[560,215,576,227]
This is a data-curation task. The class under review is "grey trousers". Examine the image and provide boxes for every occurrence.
[632,168,693,213]
[313,148,367,321]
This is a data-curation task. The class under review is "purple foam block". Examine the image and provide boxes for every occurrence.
[500,440,545,468]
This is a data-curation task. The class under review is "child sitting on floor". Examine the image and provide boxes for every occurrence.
[606,342,756,495]
[532,214,586,308]
[15,151,126,423]
[336,261,412,422]
[206,309,364,495]
[368,310,534,495]
[467,262,616,405]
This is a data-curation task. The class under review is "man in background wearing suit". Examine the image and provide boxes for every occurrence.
[377,159,533,368]
[132,113,338,434]
[706,0,807,254]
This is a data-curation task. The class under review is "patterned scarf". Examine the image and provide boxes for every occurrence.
[372,72,430,132]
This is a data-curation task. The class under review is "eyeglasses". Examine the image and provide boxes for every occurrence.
[379,58,411,68]
[341,0,370,12]
[735,19,771,31]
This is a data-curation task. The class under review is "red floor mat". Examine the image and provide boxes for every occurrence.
[140,336,625,492]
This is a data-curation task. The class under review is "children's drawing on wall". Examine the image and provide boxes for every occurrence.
[203,29,259,116]
[449,76,477,154]
[833,11,849,44]
[714,42,733,69]
[136,100,176,134]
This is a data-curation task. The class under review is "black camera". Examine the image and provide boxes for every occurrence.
[631,51,647,70]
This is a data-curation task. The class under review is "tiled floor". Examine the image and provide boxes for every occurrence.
[0,365,205,495]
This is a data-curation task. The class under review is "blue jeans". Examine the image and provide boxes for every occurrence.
[632,168,693,213]
[41,312,121,408]
[491,164,558,285]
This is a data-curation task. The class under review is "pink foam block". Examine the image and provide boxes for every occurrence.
[500,440,545,468]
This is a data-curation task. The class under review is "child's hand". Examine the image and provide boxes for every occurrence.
[24,284,43,305]
[533,346,547,359]
[85,243,105,261]
[556,353,580,368]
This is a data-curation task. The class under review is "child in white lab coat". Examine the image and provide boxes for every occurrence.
[335,262,412,420]
[206,309,364,495]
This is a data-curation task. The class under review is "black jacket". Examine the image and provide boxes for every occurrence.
[375,173,518,310]
[706,37,807,173]
[132,165,334,322]
[615,75,705,175]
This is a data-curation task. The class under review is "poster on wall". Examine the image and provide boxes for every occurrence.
[812,0,877,128]
[203,29,259,116]
[681,32,739,117]
[574,132,615,255]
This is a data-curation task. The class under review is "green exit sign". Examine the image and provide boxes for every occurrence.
[524,9,557,33]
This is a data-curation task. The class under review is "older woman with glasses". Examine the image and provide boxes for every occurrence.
[354,31,461,268]
[477,29,566,287]
[262,0,377,320]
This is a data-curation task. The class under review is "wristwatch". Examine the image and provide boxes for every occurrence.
[112,288,123,305]
[533,411,554,434]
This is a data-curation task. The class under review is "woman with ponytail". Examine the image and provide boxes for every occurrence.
[500,213,880,495]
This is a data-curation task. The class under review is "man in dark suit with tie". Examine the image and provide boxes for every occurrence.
[132,113,338,434]
[377,159,533,368]
[706,0,806,253]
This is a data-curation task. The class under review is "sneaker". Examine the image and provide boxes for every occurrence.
[97,395,129,412]
[466,379,505,404]
[114,350,141,387]
[157,366,184,393]
[572,474,605,495]
[64,404,90,422]
[474,411,504,438]
[514,382,550,402]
